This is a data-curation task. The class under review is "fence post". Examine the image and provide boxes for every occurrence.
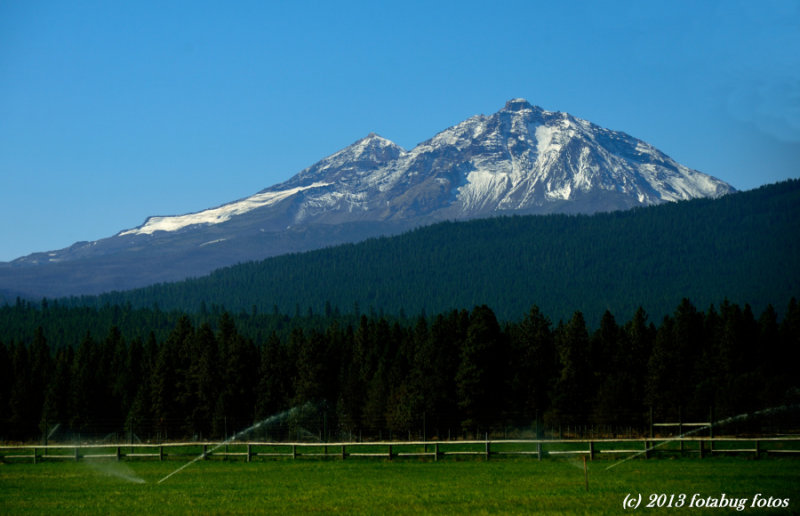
[643,439,649,459]
[537,442,542,461]
[116,446,121,461]
[709,406,714,439]
[32,447,37,464]
[754,440,760,460]
[247,444,252,463]
[434,442,439,462]
[699,439,704,459]
[74,447,80,462]
[159,445,164,461]
[341,445,346,460]
[589,441,594,461]
[292,444,297,459]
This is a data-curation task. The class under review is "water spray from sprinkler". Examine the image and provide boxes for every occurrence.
[46,423,61,440]
[583,455,588,492]
[158,402,317,484]
[605,404,799,470]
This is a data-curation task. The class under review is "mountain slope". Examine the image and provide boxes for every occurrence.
[120,98,733,232]
[1,99,734,298]
[72,180,799,326]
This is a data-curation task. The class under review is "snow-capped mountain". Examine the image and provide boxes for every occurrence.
[121,98,733,235]
[0,99,734,298]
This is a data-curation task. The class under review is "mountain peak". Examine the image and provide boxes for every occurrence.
[2,99,736,297]
[358,132,396,146]
[350,132,404,154]
[503,98,535,112]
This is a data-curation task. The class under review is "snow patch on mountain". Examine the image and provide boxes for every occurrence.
[120,182,331,235]
[97,98,737,241]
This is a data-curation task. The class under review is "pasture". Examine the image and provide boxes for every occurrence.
[1,456,798,514]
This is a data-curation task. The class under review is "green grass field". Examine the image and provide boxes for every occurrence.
[1,456,798,514]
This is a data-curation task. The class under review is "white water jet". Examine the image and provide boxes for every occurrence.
[606,404,799,470]
[158,402,317,484]
[46,423,61,440]
[85,460,146,484]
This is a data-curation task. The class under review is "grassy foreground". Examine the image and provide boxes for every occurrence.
[1,457,798,514]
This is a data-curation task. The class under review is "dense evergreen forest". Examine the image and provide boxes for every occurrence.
[2,297,798,442]
[58,180,800,326]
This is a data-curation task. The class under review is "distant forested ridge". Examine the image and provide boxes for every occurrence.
[60,179,800,327]
[1,298,798,442]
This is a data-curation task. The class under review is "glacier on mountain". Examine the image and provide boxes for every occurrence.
[117,98,733,237]
[119,181,331,236]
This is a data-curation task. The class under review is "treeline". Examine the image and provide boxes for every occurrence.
[0,297,360,354]
[64,179,800,326]
[2,298,798,442]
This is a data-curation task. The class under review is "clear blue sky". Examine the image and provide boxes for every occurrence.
[1,0,798,261]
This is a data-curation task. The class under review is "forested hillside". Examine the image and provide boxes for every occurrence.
[65,180,800,327]
[1,298,798,442]
[2,181,797,443]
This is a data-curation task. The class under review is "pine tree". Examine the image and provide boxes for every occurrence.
[215,312,258,434]
[757,304,782,406]
[508,306,555,430]
[293,329,328,405]
[0,340,11,438]
[646,299,705,421]
[102,326,128,434]
[618,307,654,426]
[592,311,628,427]
[361,318,392,435]
[151,318,194,439]
[399,316,433,437]
[70,332,97,434]
[777,298,800,404]
[428,309,469,436]
[336,323,364,435]
[187,323,219,438]
[8,342,35,439]
[28,327,52,439]
[385,322,418,436]
[455,305,505,435]
[41,347,73,440]
[255,332,292,421]
[549,311,592,427]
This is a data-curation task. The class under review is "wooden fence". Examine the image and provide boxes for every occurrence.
[2,437,800,464]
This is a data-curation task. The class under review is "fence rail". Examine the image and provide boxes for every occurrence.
[2,437,800,464]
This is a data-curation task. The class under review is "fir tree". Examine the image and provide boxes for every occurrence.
[549,311,592,427]
[456,305,505,435]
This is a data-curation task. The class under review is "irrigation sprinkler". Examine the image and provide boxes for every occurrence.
[158,402,318,484]
[583,455,588,492]
[606,403,800,471]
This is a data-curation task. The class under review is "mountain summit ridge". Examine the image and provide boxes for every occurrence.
[2,99,735,298]
[113,97,734,235]
[231,97,732,228]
